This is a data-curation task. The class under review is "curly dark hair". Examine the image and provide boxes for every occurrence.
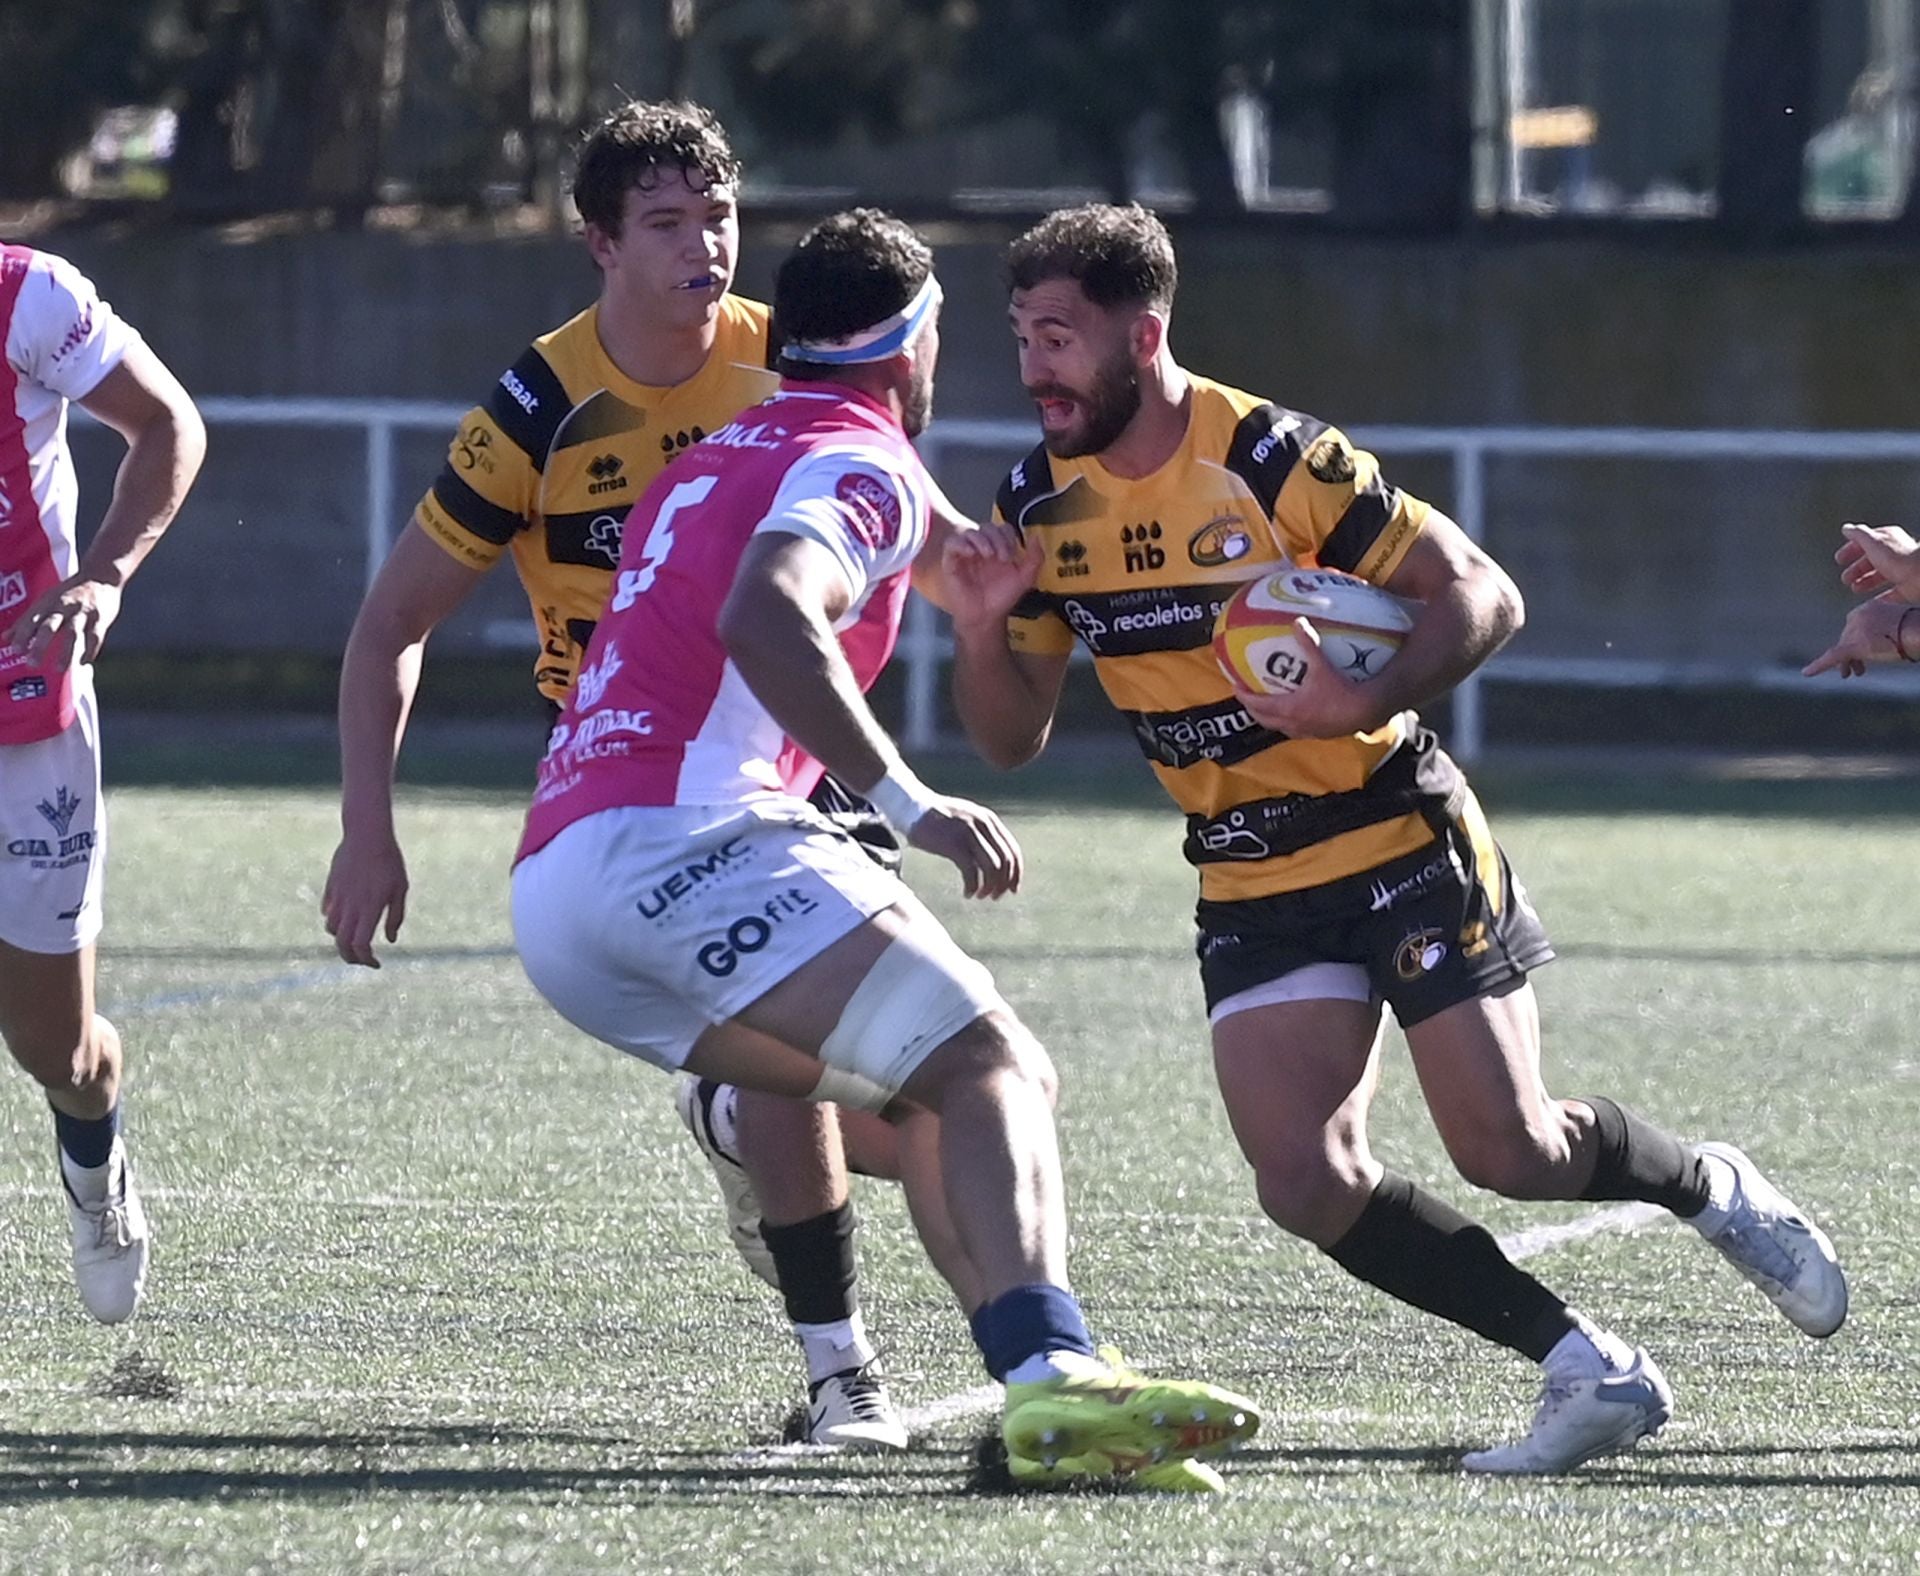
[774,208,934,377]
[571,100,741,236]
[1006,203,1177,313]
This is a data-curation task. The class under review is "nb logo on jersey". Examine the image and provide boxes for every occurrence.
[659,427,706,456]
[1121,521,1164,574]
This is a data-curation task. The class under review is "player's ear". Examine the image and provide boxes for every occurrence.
[582,222,619,272]
[1129,308,1167,366]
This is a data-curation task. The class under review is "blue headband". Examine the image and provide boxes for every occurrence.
[784,273,942,366]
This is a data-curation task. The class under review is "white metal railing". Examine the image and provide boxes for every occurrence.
[179,401,1920,760]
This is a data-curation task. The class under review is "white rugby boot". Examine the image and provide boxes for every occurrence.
[804,1363,910,1451]
[1463,1348,1672,1475]
[1690,1142,1847,1339]
[64,1136,150,1324]
[673,1075,778,1289]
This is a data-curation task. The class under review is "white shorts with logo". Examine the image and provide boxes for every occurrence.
[511,798,908,1074]
[0,683,105,954]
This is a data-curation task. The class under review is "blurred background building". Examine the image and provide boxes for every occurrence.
[3,0,1917,756]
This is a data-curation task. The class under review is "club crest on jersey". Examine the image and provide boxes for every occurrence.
[1306,433,1357,485]
[1187,516,1253,568]
[835,473,901,549]
[0,570,25,612]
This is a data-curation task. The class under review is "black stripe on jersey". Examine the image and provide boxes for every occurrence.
[1318,475,1398,576]
[995,442,1054,529]
[544,505,633,569]
[1223,403,1330,520]
[1125,696,1283,773]
[1029,582,1241,658]
[996,444,1103,532]
[482,348,570,470]
[430,465,525,545]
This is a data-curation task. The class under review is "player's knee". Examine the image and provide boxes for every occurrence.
[1447,1117,1568,1199]
[907,1009,1056,1115]
[1250,1142,1368,1237]
[9,1012,116,1096]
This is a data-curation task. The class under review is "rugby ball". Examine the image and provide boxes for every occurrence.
[1213,568,1413,695]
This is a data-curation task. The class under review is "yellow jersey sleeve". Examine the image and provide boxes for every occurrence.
[1268,424,1428,586]
[415,342,572,569]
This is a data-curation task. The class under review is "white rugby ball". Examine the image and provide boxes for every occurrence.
[1213,568,1413,695]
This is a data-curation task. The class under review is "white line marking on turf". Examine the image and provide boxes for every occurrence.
[807,1202,1675,1446]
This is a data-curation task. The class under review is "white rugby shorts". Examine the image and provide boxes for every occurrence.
[0,681,105,954]
[511,798,906,1073]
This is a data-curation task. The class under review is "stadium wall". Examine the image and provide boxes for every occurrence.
[31,223,1920,745]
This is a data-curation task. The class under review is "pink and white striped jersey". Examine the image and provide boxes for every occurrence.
[0,246,141,743]
[517,382,931,860]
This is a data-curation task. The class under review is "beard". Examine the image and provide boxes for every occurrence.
[1034,347,1142,459]
[903,362,934,438]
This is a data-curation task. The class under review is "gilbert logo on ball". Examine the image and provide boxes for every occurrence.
[1212,569,1413,695]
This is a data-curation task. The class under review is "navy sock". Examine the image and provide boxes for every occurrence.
[52,1100,120,1171]
[970,1283,1095,1381]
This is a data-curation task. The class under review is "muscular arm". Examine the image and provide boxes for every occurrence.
[719,534,900,791]
[75,342,207,591]
[951,625,1069,769]
[718,532,1023,898]
[9,342,207,666]
[1365,510,1524,720]
[325,523,490,963]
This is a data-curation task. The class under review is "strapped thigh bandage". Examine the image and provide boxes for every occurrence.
[814,922,1008,1107]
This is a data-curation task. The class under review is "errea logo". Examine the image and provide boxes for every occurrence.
[586,454,627,495]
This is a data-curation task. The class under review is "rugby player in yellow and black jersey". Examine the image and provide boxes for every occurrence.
[320,101,962,1454]
[946,203,1848,1475]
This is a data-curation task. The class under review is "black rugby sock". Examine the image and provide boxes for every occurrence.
[762,1201,860,1326]
[1326,1172,1575,1362]
[1579,1096,1713,1217]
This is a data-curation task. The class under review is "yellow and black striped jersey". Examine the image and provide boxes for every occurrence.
[995,375,1434,900]
[416,294,777,703]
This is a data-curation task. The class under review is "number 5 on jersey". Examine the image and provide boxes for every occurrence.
[611,474,717,611]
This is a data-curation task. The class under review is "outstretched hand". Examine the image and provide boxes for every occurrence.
[1836,522,1920,602]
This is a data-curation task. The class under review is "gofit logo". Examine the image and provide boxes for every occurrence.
[1121,521,1164,574]
[696,889,821,976]
[586,454,627,495]
[1055,539,1090,578]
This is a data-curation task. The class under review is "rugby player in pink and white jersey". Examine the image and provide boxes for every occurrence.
[0,244,206,1322]
[511,209,1259,1489]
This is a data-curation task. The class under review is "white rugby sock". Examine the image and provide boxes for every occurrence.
[796,1312,876,1384]
[1545,1312,1635,1378]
